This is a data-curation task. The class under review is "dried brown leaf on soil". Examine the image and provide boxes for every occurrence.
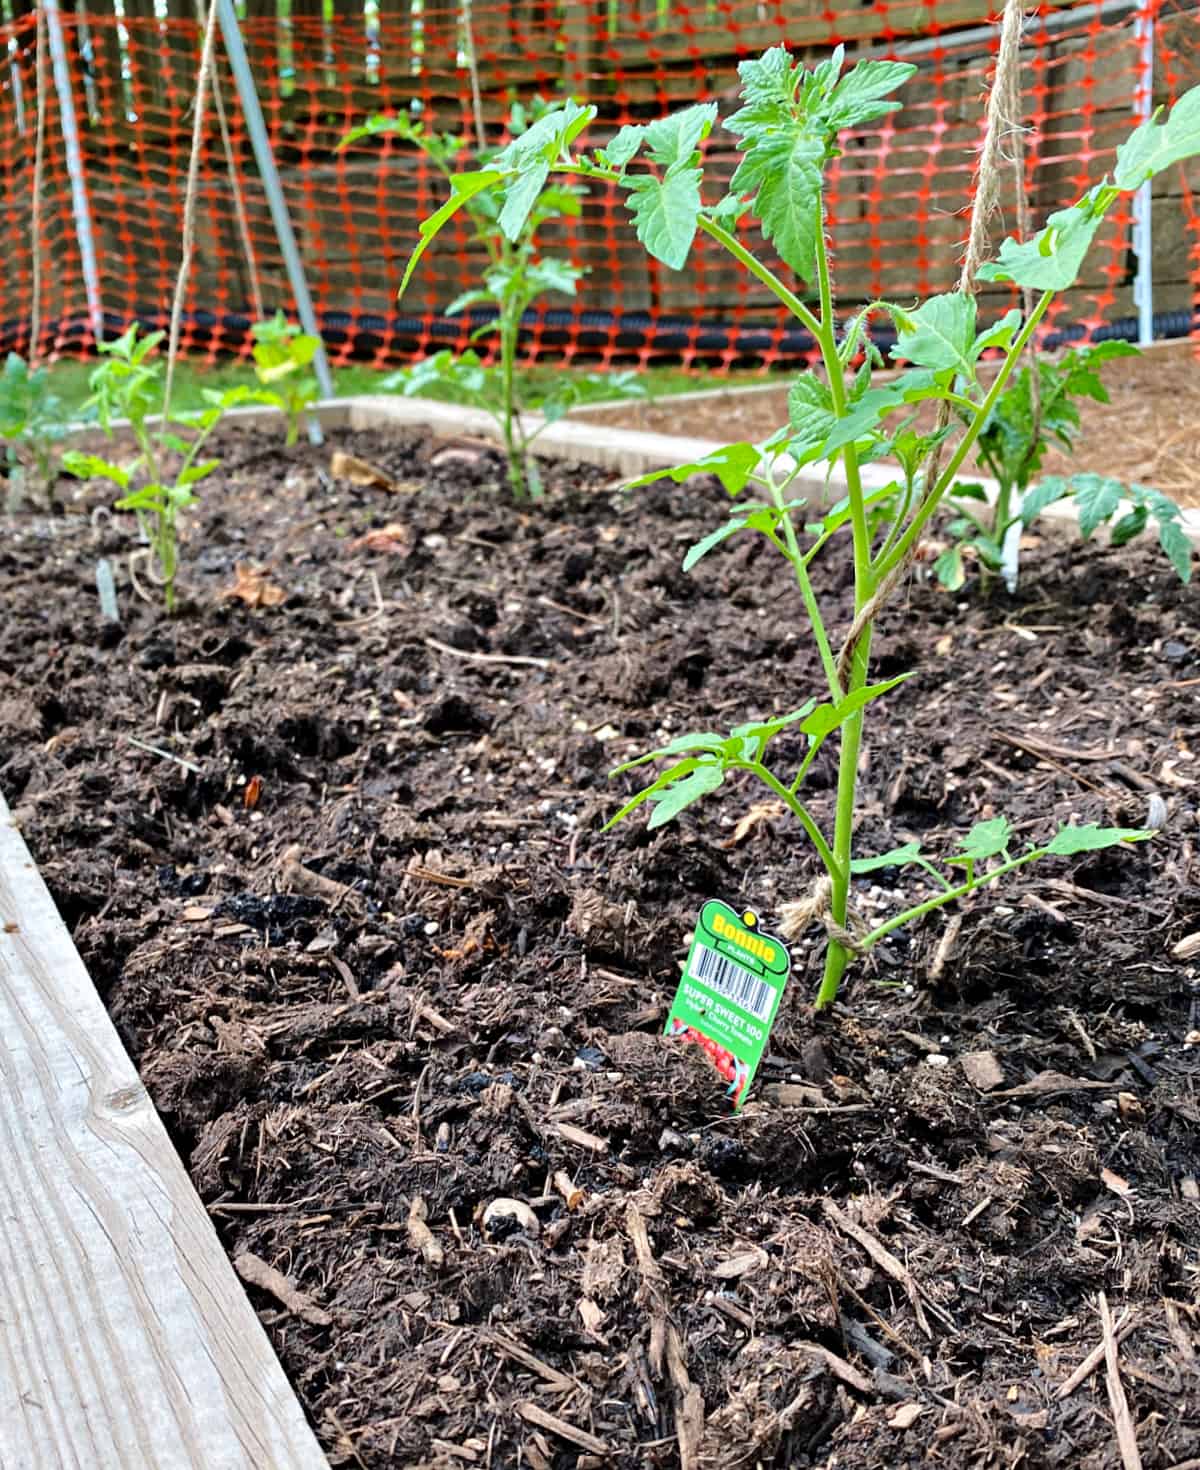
[220,561,286,607]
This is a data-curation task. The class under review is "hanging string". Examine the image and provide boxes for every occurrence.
[203,0,266,325]
[162,0,221,421]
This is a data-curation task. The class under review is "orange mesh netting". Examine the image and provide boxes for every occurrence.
[1,0,1197,370]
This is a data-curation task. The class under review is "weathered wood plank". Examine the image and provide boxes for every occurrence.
[0,791,328,1470]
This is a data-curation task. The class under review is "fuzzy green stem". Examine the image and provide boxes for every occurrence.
[856,849,1045,952]
[764,476,841,701]
[812,210,876,1009]
[738,761,841,884]
[696,216,824,338]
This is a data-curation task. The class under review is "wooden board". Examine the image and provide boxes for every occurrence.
[0,792,329,1470]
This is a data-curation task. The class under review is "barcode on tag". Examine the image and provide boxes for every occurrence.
[689,943,774,1022]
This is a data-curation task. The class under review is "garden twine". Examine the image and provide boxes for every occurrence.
[162,0,222,421]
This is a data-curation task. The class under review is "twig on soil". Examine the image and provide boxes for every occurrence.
[537,594,608,626]
[961,1196,994,1228]
[1055,1308,1135,1398]
[279,844,360,909]
[793,1341,873,1393]
[993,730,1115,763]
[554,1122,609,1154]
[928,913,962,982]
[406,1196,445,1269]
[516,1403,608,1457]
[126,735,203,775]
[234,1250,332,1326]
[341,570,386,628]
[626,1199,705,1470]
[1099,1293,1143,1470]
[822,1199,952,1336]
[486,1331,577,1394]
[424,635,552,670]
[1043,878,1143,911]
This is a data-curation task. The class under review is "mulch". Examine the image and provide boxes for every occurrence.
[2,423,1199,1469]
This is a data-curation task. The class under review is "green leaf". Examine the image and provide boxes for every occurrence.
[643,102,718,172]
[1046,824,1152,856]
[1020,476,1071,526]
[603,756,707,830]
[337,112,423,151]
[850,841,924,875]
[399,170,505,298]
[805,485,898,538]
[178,458,220,487]
[647,762,725,830]
[972,307,1023,360]
[499,159,550,241]
[724,47,827,279]
[1108,506,1148,546]
[820,369,941,455]
[788,372,837,462]
[1156,517,1194,584]
[890,292,977,377]
[610,733,729,774]
[602,123,645,170]
[932,545,965,591]
[624,169,703,270]
[61,450,129,488]
[682,503,804,572]
[526,257,584,296]
[730,702,818,747]
[826,59,916,130]
[625,441,761,496]
[977,190,1112,293]
[801,673,914,741]
[951,816,1012,863]
[682,518,754,572]
[952,481,989,503]
[1070,472,1124,538]
[729,125,825,280]
[1114,84,1200,189]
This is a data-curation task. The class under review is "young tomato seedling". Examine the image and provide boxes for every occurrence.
[250,311,322,447]
[342,105,642,498]
[936,341,1190,591]
[403,51,1198,1005]
[0,351,67,505]
[63,325,267,613]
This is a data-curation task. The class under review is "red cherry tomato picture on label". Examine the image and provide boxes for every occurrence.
[666,1019,750,1106]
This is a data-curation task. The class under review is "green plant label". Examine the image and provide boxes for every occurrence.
[665,899,791,1110]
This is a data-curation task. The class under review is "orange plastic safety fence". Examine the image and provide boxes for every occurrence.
[0,0,1196,370]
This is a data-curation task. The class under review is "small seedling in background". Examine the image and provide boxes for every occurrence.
[250,311,322,446]
[341,105,643,498]
[934,341,1190,590]
[62,324,267,613]
[402,50,1199,1006]
[0,351,68,504]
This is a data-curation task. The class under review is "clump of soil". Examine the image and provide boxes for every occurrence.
[2,423,1199,1468]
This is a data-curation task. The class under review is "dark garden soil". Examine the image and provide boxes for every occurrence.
[2,424,1200,1469]
[584,344,1200,509]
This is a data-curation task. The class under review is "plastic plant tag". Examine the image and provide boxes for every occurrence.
[665,899,792,1110]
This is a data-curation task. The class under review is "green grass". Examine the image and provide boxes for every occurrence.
[42,354,788,420]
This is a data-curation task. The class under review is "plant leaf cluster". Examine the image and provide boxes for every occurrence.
[0,351,67,501]
[396,50,1197,1004]
[62,325,270,611]
[250,311,322,446]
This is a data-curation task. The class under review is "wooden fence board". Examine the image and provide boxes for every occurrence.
[0,791,329,1470]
